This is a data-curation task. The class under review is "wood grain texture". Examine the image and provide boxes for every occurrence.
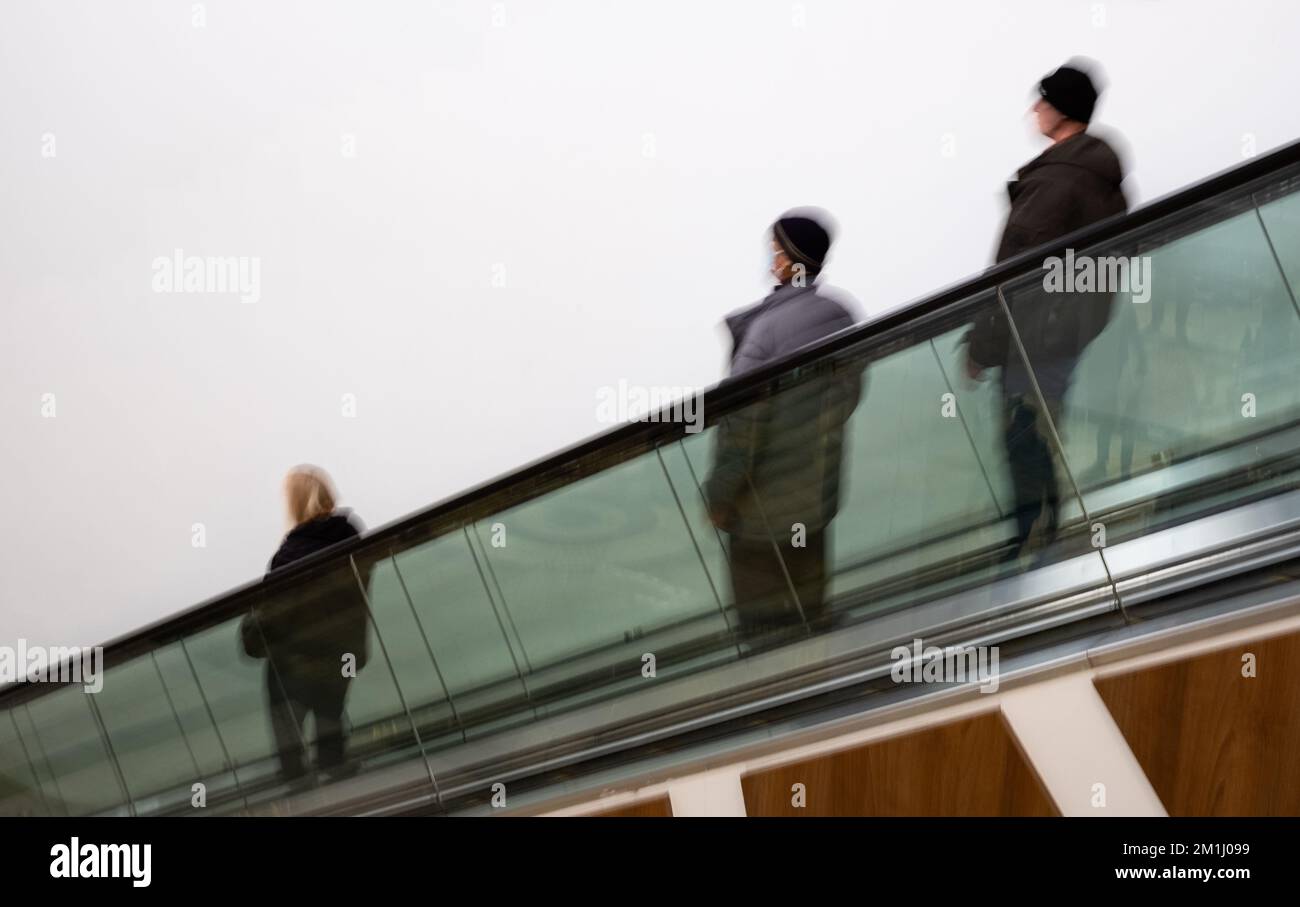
[1095,630,1300,816]
[740,711,1057,816]
[588,796,673,818]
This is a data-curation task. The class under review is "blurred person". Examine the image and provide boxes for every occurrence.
[705,208,863,641]
[965,60,1128,560]
[241,465,370,783]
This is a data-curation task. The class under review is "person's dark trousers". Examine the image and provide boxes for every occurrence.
[266,663,350,778]
[1003,394,1064,556]
[727,530,828,636]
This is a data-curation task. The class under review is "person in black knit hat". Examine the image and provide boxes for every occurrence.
[965,58,1129,565]
[1037,63,1099,125]
[772,211,833,279]
[704,207,863,647]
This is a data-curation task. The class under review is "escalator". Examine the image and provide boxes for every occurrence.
[3,139,1300,817]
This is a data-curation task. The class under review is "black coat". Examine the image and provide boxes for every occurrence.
[244,511,371,676]
[267,511,363,571]
[968,132,1129,399]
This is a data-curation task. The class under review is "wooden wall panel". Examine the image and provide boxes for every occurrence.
[741,711,1057,816]
[588,796,673,817]
[1095,630,1300,816]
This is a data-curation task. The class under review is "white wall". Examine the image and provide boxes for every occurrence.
[3,0,1299,650]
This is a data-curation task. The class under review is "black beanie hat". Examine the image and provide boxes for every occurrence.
[1038,64,1099,124]
[773,208,834,273]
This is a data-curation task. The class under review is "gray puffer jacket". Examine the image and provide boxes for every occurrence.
[704,281,863,539]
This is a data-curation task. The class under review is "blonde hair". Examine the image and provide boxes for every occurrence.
[284,465,337,527]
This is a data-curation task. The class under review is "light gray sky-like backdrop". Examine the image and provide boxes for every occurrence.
[3,0,1299,650]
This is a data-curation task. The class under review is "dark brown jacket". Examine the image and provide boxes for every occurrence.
[995,132,1128,264]
[968,132,1128,395]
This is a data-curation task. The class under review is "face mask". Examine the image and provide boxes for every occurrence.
[769,246,787,283]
